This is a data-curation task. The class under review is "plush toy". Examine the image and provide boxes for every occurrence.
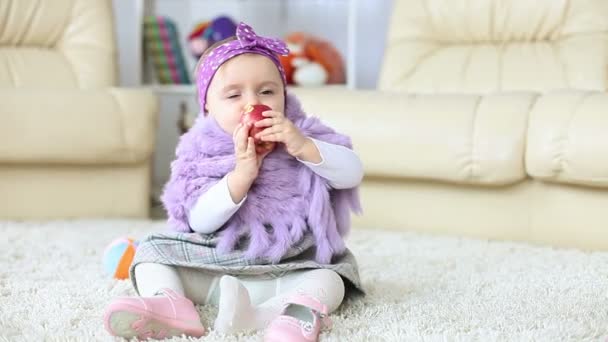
[279,40,326,86]
[187,21,212,59]
[188,16,237,60]
[280,33,345,86]
[143,16,191,84]
[103,237,138,280]
[278,43,301,84]
[292,57,328,86]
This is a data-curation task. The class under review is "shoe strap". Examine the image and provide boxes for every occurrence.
[320,314,333,331]
[286,295,328,315]
[284,295,332,330]
[157,288,180,300]
[156,288,180,318]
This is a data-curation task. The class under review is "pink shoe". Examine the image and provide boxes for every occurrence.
[103,288,205,340]
[264,295,333,342]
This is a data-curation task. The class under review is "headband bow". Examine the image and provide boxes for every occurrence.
[236,22,289,56]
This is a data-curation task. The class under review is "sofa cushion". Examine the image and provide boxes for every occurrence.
[0,88,158,165]
[526,91,608,188]
[291,87,534,186]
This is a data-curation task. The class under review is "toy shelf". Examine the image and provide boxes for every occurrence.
[128,0,357,92]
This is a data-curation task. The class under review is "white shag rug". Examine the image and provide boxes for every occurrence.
[1,220,607,342]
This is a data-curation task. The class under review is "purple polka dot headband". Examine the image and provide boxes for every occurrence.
[196,22,290,112]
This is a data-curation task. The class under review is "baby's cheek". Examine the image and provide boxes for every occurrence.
[229,121,241,135]
[275,95,286,113]
[261,101,282,115]
[229,111,245,133]
[215,114,240,136]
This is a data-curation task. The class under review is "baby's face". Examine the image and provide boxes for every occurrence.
[205,53,285,135]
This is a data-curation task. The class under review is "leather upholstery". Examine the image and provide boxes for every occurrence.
[0,0,158,219]
[526,91,608,188]
[290,84,608,251]
[292,87,533,185]
[0,88,157,164]
[379,0,608,93]
[0,0,117,88]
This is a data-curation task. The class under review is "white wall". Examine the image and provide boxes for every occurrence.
[354,0,393,88]
[112,0,142,87]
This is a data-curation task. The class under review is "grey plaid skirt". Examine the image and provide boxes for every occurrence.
[129,231,364,297]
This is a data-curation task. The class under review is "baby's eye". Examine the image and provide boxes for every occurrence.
[227,94,240,99]
[261,89,274,95]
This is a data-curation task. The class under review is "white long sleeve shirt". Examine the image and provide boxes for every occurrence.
[187,138,363,234]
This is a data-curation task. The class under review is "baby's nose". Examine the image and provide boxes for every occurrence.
[244,92,261,105]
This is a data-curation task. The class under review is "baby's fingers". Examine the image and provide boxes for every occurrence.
[254,118,274,128]
[246,137,256,157]
[232,123,242,140]
[262,110,284,118]
[234,123,250,152]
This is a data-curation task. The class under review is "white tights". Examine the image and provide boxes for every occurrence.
[134,263,345,333]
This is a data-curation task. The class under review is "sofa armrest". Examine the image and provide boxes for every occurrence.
[526,90,608,188]
[290,87,535,186]
[0,88,158,164]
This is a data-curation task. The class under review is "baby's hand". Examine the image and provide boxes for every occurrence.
[253,110,308,158]
[233,122,270,181]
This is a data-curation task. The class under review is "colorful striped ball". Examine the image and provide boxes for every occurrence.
[103,237,138,280]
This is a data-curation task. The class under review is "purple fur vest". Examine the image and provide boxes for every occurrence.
[161,93,361,264]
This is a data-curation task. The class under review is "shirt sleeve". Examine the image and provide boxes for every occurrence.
[187,175,246,234]
[297,138,364,189]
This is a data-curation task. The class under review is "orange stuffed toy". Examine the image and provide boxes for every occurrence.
[278,49,298,85]
[280,33,345,85]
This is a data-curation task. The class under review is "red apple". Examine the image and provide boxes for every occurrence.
[240,104,276,154]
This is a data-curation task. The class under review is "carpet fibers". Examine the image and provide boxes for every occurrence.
[1,220,607,341]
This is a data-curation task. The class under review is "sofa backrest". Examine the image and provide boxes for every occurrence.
[0,0,117,89]
[379,0,608,93]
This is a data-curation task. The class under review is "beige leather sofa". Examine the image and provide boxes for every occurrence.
[0,0,158,219]
[291,0,608,251]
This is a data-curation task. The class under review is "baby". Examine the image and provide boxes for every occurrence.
[104,22,364,341]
